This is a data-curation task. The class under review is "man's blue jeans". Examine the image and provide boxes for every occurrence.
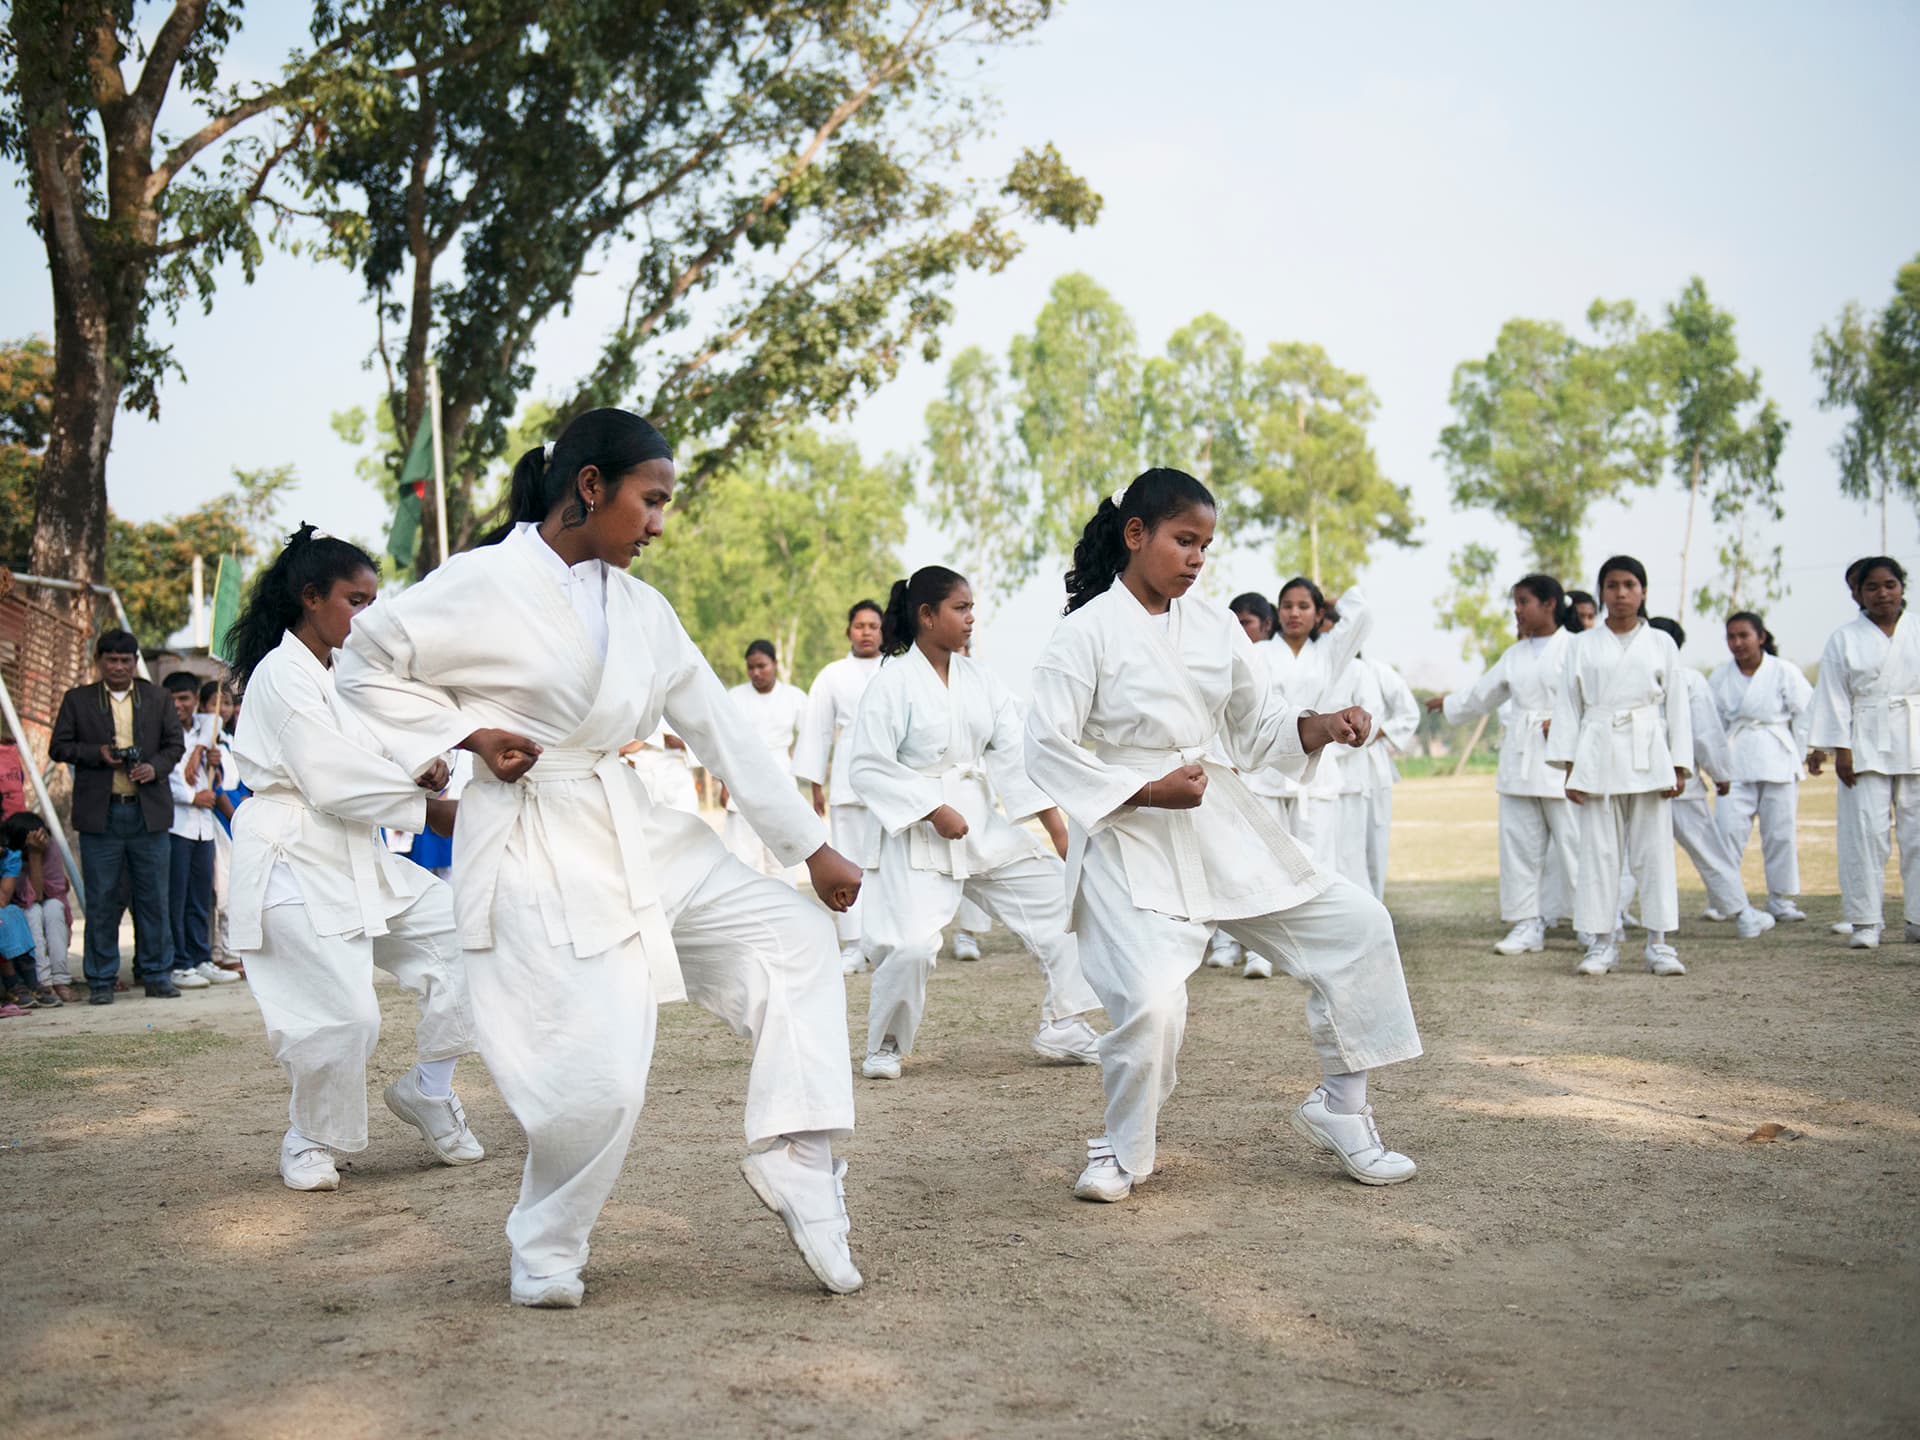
[168,833,214,971]
[81,802,174,989]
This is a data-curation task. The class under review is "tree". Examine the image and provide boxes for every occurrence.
[1693,399,1788,620]
[0,2,504,624]
[635,428,906,690]
[1813,253,1920,549]
[1235,342,1417,590]
[0,336,53,572]
[107,464,299,643]
[1435,542,1513,672]
[1437,301,1668,582]
[302,1,1100,567]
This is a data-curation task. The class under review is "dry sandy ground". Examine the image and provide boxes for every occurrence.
[2,774,1915,1439]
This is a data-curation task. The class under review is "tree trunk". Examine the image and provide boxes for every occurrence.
[1309,509,1320,586]
[1677,442,1702,626]
[1452,711,1490,777]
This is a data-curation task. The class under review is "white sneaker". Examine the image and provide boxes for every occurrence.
[1907,923,1920,944]
[1032,1016,1101,1065]
[510,1257,584,1309]
[1734,908,1777,940]
[384,1074,486,1165]
[279,1131,340,1192]
[194,960,240,984]
[1849,926,1882,950]
[861,1041,901,1080]
[171,967,211,990]
[740,1145,863,1294]
[840,944,868,976]
[1575,940,1618,976]
[1767,898,1807,922]
[1830,921,1855,935]
[1072,1136,1134,1202]
[1700,906,1731,922]
[1242,953,1274,979]
[1493,918,1546,955]
[1644,942,1685,976]
[950,930,983,962]
[1205,934,1242,969]
[1290,1088,1417,1185]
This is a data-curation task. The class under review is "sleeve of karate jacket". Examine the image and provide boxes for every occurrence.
[334,600,484,778]
[1546,642,1583,773]
[1780,661,1815,754]
[1661,640,1695,779]
[1024,634,1149,836]
[257,664,429,832]
[1375,663,1420,753]
[1316,587,1374,691]
[790,672,835,788]
[1807,629,1852,751]
[1441,648,1512,725]
[982,671,1051,825]
[846,668,941,837]
[1686,673,1732,784]
[1219,626,1314,778]
[658,610,826,866]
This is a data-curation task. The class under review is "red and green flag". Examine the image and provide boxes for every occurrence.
[386,412,435,572]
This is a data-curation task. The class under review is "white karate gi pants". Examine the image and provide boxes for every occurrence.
[1332,793,1372,893]
[1835,773,1920,927]
[827,804,874,945]
[1717,780,1800,898]
[863,852,1099,1055]
[1365,789,1392,901]
[23,898,71,987]
[1074,833,1421,1178]
[470,851,854,1283]
[1572,792,1678,936]
[1672,795,1751,918]
[722,811,800,883]
[247,881,476,1153]
[955,896,992,934]
[1497,794,1578,924]
[210,822,237,963]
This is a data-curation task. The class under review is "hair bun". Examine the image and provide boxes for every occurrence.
[289,522,319,546]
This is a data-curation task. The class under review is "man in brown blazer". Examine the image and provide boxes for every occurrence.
[49,630,186,1001]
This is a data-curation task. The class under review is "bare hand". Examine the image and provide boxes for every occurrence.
[192,789,216,809]
[928,804,969,840]
[99,744,118,766]
[716,782,730,810]
[425,797,459,837]
[1424,694,1446,713]
[1306,707,1373,751]
[1806,749,1826,777]
[185,748,203,785]
[1565,787,1588,806]
[416,757,452,792]
[1134,764,1207,809]
[806,845,862,913]
[1834,748,1855,788]
[1664,767,1688,799]
[1714,780,1730,797]
[1039,806,1069,859]
[463,727,543,783]
[128,762,156,785]
[811,782,827,818]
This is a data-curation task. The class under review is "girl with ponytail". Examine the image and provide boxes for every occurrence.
[1026,469,1422,1204]
[1547,554,1694,976]
[1424,572,1582,957]
[225,524,485,1199]
[332,406,864,1306]
[1710,610,1816,924]
[847,566,1100,1080]
[719,639,809,879]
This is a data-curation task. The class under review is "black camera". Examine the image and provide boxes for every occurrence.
[111,745,144,772]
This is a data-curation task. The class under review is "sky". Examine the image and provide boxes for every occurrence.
[4,0,1916,694]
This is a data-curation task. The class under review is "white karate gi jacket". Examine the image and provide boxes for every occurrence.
[229,631,436,949]
[1026,582,1327,926]
[1442,632,1571,798]
[849,646,1051,879]
[1547,622,1694,795]
[1353,658,1418,794]
[722,680,807,813]
[1249,590,1372,802]
[1810,613,1920,777]
[1676,666,1734,799]
[1708,655,1811,784]
[333,526,826,1004]
[793,653,881,807]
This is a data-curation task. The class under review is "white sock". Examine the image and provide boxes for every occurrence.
[286,1127,327,1155]
[782,1130,834,1173]
[413,1057,456,1098]
[1320,1070,1367,1115]
[1648,930,1667,946]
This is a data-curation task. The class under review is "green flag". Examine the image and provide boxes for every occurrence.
[209,554,243,663]
[386,413,435,571]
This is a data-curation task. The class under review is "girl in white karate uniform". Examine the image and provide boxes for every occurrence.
[1811,557,1920,949]
[1204,594,1286,975]
[793,602,885,972]
[1428,576,1579,954]
[1710,611,1817,922]
[849,566,1103,1079]
[720,639,809,879]
[1353,656,1418,901]
[1547,556,1693,977]
[224,528,484,1194]
[334,410,866,1307]
[1026,469,1423,1202]
[1646,617,1776,941]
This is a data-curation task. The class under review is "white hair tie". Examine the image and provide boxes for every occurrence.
[543,440,556,460]
[1109,485,1129,509]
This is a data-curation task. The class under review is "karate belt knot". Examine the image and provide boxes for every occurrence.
[1514,708,1554,763]
[1725,714,1797,761]
[1094,740,1319,918]
[490,743,683,1003]
[1601,703,1661,769]
[914,761,991,881]
[1854,694,1920,759]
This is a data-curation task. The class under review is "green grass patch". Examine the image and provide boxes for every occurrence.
[1396,752,1501,779]
[0,1030,239,1095]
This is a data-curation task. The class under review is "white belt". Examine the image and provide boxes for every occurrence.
[913,762,990,881]
[1725,715,1797,760]
[1093,740,1318,918]
[1856,694,1920,758]
[249,793,390,940]
[1601,704,1660,769]
[477,744,682,1001]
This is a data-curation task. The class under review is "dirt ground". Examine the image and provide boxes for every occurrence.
[3,773,1915,1439]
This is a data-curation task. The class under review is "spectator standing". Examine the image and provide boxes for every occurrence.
[164,672,233,988]
[48,630,185,1001]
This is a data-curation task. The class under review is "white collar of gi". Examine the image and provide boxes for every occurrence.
[277,626,335,681]
[514,520,606,586]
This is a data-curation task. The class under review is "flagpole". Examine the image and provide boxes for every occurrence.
[428,361,450,568]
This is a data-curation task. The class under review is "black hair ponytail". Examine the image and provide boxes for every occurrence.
[1513,573,1570,631]
[481,407,674,545]
[880,566,967,656]
[1725,610,1778,656]
[1563,589,1596,632]
[1063,468,1216,614]
[1596,555,1650,619]
[226,525,381,684]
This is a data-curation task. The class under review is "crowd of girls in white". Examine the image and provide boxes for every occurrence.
[216,402,1901,1308]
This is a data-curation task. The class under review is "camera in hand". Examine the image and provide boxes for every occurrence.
[111,745,144,772]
